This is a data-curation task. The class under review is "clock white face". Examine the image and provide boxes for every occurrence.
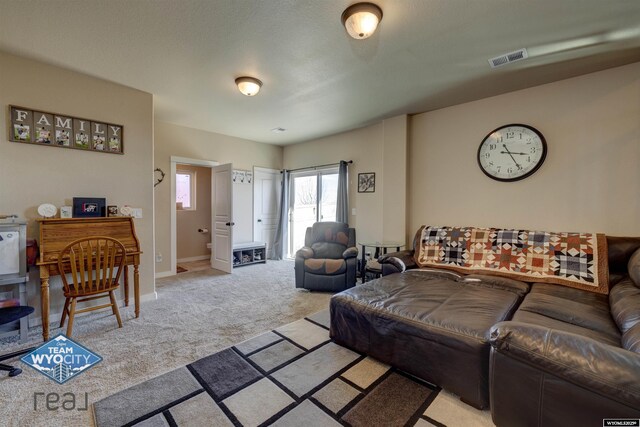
[478,124,546,181]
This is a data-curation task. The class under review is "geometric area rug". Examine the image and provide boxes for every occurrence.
[93,310,487,426]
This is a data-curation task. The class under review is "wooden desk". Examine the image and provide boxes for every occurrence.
[36,217,142,341]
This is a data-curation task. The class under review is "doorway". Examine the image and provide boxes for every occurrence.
[175,163,212,273]
[169,156,218,276]
[288,168,339,257]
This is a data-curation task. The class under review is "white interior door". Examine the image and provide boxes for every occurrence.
[211,163,233,273]
[253,168,280,255]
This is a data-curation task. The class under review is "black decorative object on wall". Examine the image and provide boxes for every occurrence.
[358,172,375,193]
[154,168,165,187]
[9,105,123,154]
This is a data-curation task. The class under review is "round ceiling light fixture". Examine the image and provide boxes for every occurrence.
[341,2,383,39]
[235,76,262,96]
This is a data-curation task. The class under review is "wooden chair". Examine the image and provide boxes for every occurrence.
[57,236,125,337]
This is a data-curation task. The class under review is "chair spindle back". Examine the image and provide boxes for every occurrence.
[58,237,126,296]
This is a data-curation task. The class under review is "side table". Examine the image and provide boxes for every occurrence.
[358,241,405,283]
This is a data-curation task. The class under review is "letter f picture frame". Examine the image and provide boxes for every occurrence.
[9,105,123,154]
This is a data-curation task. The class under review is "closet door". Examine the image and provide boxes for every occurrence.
[253,168,280,257]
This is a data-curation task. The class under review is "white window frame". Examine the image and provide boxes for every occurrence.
[176,169,197,211]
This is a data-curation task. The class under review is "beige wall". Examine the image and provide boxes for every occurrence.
[409,62,640,237]
[176,165,211,260]
[0,51,154,322]
[154,121,282,273]
[382,115,408,243]
[283,62,640,248]
[283,122,385,245]
[283,115,409,249]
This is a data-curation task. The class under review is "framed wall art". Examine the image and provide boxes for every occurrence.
[72,197,106,218]
[358,172,375,193]
[9,106,124,155]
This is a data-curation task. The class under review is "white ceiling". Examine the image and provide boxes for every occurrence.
[1,0,640,145]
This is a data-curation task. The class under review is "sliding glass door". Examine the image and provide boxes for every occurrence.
[290,174,317,256]
[289,168,338,257]
[320,173,338,222]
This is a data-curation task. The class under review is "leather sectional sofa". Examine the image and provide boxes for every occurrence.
[490,237,640,426]
[329,228,640,425]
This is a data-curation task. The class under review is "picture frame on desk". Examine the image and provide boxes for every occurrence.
[72,197,106,217]
[60,206,73,218]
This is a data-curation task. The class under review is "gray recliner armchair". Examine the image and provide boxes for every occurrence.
[295,222,358,292]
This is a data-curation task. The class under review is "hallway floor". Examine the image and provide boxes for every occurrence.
[177,258,213,273]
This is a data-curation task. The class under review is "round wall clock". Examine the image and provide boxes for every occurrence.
[477,124,547,182]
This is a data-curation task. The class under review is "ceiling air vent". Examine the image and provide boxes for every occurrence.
[489,48,528,68]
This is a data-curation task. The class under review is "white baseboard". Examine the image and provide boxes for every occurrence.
[28,291,158,328]
[140,292,158,302]
[155,271,175,279]
[177,255,210,263]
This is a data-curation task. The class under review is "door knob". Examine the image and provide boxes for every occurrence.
[257,219,262,222]
[225,222,235,226]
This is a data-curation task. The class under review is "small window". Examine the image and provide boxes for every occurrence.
[176,171,196,210]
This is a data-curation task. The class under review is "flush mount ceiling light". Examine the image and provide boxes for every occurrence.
[235,76,262,96]
[341,2,383,39]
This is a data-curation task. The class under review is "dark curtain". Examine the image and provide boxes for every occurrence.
[271,170,289,260]
[336,161,349,224]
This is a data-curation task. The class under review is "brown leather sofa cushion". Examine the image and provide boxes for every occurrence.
[490,321,640,411]
[311,222,350,245]
[311,242,345,259]
[609,270,640,353]
[304,258,346,275]
[629,247,640,287]
[513,283,621,346]
[610,279,640,334]
[411,267,462,281]
[623,323,640,353]
[379,249,417,273]
[607,236,640,275]
[461,274,530,298]
[330,270,528,409]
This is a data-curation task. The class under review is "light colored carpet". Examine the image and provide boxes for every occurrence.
[0,261,331,427]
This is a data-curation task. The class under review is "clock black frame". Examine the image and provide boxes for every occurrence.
[477,123,547,182]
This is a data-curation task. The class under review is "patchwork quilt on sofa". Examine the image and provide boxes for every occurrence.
[415,226,609,293]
